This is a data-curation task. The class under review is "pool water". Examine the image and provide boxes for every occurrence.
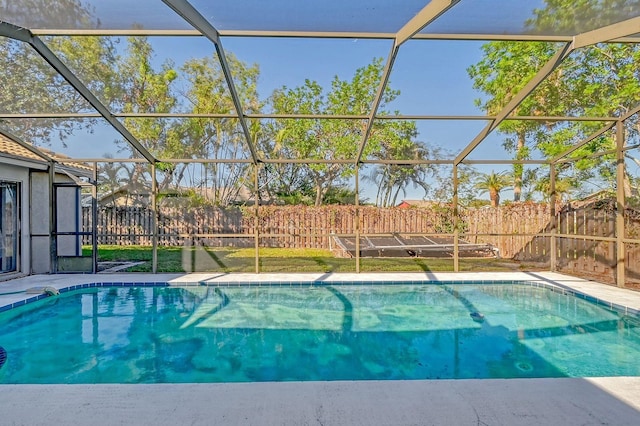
[1,283,639,383]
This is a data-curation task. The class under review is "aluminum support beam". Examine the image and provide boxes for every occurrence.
[556,149,617,165]
[0,22,31,42]
[49,160,57,273]
[59,157,550,165]
[151,163,158,274]
[396,0,461,45]
[462,159,548,165]
[162,0,259,165]
[456,16,640,166]
[455,42,573,165]
[615,121,626,287]
[573,16,640,49]
[550,123,616,164]
[355,167,360,273]
[91,162,98,274]
[549,163,557,271]
[452,164,459,272]
[161,0,220,43]
[29,28,640,45]
[355,0,459,164]
[354,43,398,164]
[551,103,640,164]
[0,112,618,122]
[254,164,260,273]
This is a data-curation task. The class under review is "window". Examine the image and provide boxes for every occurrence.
[0,181,19,273]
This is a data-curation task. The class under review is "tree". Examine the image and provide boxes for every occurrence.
[109,36,179,197]
[425,164,479,206]
[267,58,422,206]
[474,171,512,207]
[176,53,261,206]
[0,0,97,29]
[97,155,128,207]
[468,0,640,200]
[365,137,439,207]
[532,0,640,198]
[468,41,567,201]
[109,39,263,207]
[0,1,120,145]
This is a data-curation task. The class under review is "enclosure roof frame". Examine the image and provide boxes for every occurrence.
[1,1,640,167]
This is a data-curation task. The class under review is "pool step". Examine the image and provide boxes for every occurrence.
[26,286,60,296]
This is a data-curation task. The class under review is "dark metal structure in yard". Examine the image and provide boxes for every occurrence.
[1,1,640,286]
[332,234,497,258]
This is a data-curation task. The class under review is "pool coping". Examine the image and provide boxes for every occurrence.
[2,271,640,318]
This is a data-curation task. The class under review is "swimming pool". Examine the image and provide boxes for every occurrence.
[1,281,639,383]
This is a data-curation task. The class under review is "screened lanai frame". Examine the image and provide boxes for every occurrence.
[1,0,640,285]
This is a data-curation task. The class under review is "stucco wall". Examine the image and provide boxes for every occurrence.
[0,161,76,276]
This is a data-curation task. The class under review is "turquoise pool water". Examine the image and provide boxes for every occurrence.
[1,283,639,383]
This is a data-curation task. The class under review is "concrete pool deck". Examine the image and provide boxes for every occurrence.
[1,271,640,425]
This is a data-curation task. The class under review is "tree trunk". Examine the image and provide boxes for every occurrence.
[315,183,323,206]
[513,131,525,202]
[490,189,499,207]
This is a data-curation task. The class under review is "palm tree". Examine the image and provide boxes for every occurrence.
[474,171,512,207]
[365,140,436,207]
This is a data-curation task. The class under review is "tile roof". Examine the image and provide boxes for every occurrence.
[0,132,47,163]
[0,132,92,174]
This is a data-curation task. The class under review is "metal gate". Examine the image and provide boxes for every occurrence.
[53,182,95,273]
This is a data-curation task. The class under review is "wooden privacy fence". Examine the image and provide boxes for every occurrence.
[82,201,640,283]
[83,205,455,248]
[464,203,553,259]
[83,206,245,246]
[467,200,640,285]
[257,205,457,249]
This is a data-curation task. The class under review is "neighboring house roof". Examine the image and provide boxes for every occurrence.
[93,183,275,207]
[397,200,438,208]
[578,190,614,202]
[0,130,92,177]
[95,183,151,205]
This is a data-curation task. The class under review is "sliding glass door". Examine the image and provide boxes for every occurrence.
[0,181,19,273]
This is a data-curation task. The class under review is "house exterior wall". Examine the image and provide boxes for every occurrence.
[0,162,31,277]
[0,161,83,277]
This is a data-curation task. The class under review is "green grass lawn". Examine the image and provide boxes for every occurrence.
[87,245,544,273]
